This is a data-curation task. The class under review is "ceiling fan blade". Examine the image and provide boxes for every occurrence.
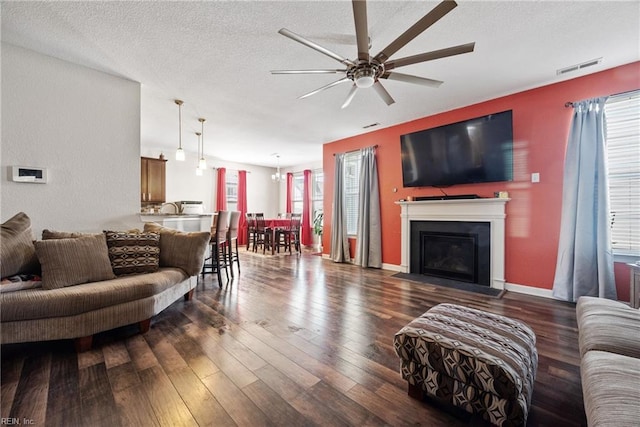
[341,85,358,109]
[385,42,475,70]
[373,0,458,63]
[382,72,443,88]
[271,69,347,74]
[372,81,395,106]
[278,28,354,66]
[299,77,351,99]
[352,0,370,61]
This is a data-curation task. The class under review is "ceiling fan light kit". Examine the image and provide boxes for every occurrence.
[271,0,475,108]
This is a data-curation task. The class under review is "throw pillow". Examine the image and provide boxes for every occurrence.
[104,230,160,276]
[0,212,40,278]
[143,223,211,276]
[35,233,116,290]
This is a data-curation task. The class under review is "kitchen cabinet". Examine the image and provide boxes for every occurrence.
[141,157,166,203]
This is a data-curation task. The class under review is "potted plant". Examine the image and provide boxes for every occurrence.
[313,211,323,251]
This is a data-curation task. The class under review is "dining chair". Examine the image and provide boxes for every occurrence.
[201,210,230,286]
[227,211,241,277]
[276,213,301,254]
[245,212,255,250]
[253,213,271,254]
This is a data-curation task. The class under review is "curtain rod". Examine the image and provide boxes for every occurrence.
[333,145,378,156]
[565,88,639,108]
[212,167,251,173]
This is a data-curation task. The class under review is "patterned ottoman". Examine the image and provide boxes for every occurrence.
[394,304,538,427]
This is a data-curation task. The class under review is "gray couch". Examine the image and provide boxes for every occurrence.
[0,212,210,351]
[576,296,640,426]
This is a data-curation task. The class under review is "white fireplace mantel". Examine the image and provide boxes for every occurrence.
[396,198,509,290]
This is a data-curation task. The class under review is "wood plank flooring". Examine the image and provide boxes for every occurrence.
[1,249,587,426]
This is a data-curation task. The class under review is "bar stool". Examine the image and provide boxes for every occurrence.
[201,210,230,286]
[227,211,241,277]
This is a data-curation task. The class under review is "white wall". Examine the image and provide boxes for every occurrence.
[1,44,141,237]
[278,160,323,215]
[141,146,280,217]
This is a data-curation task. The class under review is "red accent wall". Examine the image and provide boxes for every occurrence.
[322,62,639,296]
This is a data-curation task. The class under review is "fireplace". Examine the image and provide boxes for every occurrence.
[397,198,509,290]
[411,221,490,286]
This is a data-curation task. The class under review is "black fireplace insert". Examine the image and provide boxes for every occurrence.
[410,221,490,286]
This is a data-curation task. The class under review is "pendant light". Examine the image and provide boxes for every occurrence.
[198,118,207,170]
[195,132,203,176]
[272,154,282,182]
[174,99,185,161]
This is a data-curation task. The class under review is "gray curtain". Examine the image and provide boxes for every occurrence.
[355,146,382,268]
[552,97,617,302]
[330,153,350,263]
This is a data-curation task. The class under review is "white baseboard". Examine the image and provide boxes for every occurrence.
[504,282,554,299]
[381,263,404,272]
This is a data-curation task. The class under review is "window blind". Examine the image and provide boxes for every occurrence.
[292,173,304,214]
[605,91,640,256]
[344,151,361,235]
[312,169,324,221]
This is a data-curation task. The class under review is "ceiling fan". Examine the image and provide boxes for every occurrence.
[271,0,475,109]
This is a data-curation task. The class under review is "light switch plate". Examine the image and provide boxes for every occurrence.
[531,172,540,183]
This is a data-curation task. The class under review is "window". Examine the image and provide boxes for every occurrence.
[292,173,304,214]
[344,151,361,235]
[606,91,640,257]
[226,172,238,212]
[312,169,324,229]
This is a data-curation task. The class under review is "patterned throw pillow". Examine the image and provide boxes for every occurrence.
[104,231,160,276]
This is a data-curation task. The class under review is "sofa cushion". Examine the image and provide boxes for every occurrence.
[0,268,188,322]
[104,230,160,276]
[576,296,640,358]
[35,234,116,290]
[0,212,40,278]
[581,350,640,427]
[143,223,210,276]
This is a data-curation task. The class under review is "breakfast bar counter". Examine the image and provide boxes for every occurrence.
[139,213,215,232]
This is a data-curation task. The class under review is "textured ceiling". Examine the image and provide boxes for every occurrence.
[2,1,639,167]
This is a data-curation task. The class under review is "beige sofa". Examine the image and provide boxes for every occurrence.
[576,296,640,426]
[0,213,210,351]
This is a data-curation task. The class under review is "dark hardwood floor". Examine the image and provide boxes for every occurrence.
[1,249,587,426]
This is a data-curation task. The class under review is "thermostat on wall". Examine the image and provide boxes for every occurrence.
[11,166,48,183]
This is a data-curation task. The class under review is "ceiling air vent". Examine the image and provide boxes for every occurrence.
[363,122,380,129]
[557,58,602,76]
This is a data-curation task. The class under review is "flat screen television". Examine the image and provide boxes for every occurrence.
[400,110,514,187]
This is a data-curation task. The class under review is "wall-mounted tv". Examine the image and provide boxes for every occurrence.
[401,110,514,187]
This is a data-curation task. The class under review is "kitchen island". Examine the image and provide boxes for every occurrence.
[139,213,215,232]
